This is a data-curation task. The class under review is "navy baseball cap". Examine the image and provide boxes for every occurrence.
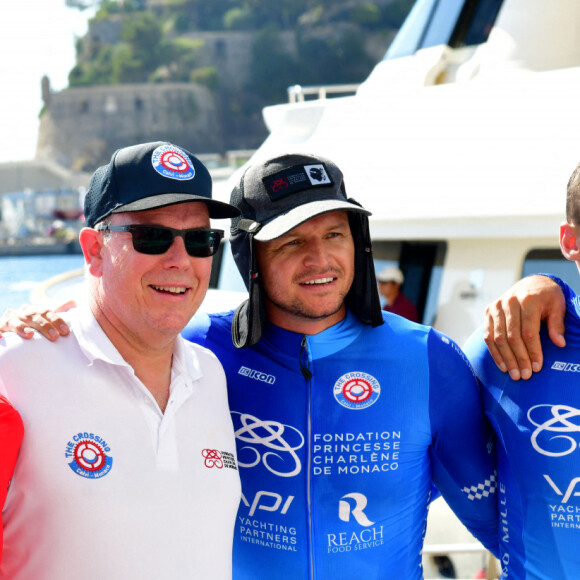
[84,141,239,227]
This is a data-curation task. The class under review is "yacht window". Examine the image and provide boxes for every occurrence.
[373,240,446,325]
[385,0,504,59]
[421,0,465,50]
[450,0,504,47]
[522,249,580,295]
[385,0,438,59]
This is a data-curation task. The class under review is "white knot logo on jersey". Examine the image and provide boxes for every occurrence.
[333,372,381,410]
[65,432,113,479]
[232,411,304,477]
[528,404,580,457]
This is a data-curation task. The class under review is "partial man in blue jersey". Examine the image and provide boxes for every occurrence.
[465,160,580,578]
[0,153,499,578]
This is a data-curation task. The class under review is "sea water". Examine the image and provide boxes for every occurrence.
[0,254,85,315]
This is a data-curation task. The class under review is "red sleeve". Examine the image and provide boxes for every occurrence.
[0,395,23,563]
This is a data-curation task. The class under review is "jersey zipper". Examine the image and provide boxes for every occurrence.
[299,334,315,579]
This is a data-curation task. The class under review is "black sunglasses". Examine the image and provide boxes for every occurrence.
[96,224,224,257]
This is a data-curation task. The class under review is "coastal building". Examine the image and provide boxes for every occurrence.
[0,159,90,254]
[0,155,244,255]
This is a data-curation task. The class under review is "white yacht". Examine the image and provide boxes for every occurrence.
[208,6,580,574]
[211,0,580,346]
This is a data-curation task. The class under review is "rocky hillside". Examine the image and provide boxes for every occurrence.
[37,0,413,171]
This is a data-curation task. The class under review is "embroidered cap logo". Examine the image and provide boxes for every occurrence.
[151,144,195,181]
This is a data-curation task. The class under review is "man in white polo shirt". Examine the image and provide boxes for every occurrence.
[0,141,241,579]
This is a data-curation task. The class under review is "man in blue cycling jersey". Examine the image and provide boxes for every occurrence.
[0,153,499,578]
[465,160,580,578]
[185,153,499,578]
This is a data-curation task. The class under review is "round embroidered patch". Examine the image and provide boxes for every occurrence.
[333,372,381,410]
[66,433,113,479]
[151,144,195,181]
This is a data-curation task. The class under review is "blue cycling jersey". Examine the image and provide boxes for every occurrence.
[184,309,498,579]
[464,276,580,579]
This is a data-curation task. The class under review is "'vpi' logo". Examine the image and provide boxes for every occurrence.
[338,493,375,527]
[241,490,295,517]
[544,475,580,503]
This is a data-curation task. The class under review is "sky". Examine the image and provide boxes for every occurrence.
[0,0,95,163]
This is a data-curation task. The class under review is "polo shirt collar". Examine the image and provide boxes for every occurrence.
[70,302,201,386]
[70,300,127,367]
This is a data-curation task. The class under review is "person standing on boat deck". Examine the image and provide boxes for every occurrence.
[0,141,241,579]
[376,265,419,322]
[464,160,580,578]
[0,153,499,579]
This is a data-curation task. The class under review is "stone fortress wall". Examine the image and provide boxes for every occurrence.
[37,80,223,171]
[35,27,295,171]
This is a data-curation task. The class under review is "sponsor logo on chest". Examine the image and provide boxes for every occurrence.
[327,492,384,554]
[552,361,580,372]
[333,371,381,410]
[202,448,238,470]
[65,432,113,479]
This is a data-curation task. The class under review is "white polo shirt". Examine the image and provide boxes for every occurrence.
[0,303,241,580]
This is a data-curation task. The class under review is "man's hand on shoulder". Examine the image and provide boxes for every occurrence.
[484,275,566,380]
[0,301,76,340]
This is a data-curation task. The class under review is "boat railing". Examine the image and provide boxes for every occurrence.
[287,83,360,103]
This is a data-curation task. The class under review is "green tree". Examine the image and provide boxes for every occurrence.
[190,66,220,89]
[223,7,253,31]
[296,30,374,86]
[166,0,237,30]
[106,13,172,83]
[249,25,300,102]
[69,44,115,86]
[64,0,413,151]
[111,44,143,83]
[237,0,311,29]
[169,37,204,82]
[350,3,381,26]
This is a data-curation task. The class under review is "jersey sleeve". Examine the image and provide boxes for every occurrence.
[182,311,237,357]
[0,394,24,563]
[427,329,499,556]
[536,273,576,303]
[181,312,212,346]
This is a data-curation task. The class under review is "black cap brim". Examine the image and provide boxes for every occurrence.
[113,193,240,219]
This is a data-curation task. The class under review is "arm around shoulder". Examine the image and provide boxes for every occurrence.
[0,301,75,341]
[483,274,566,381]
